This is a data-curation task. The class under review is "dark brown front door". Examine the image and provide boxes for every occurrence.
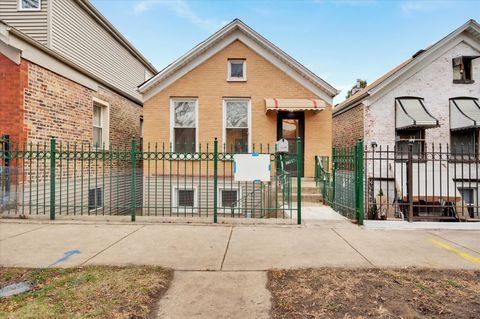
[277,112,304,177]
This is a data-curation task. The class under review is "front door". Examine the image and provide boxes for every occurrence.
[277,112,304,177]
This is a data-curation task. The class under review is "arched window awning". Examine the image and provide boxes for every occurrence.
[395,97,439,129]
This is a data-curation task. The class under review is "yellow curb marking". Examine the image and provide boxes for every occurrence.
[430,239,480,264]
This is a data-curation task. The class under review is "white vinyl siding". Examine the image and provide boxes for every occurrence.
[50,0,148,100]
[0,0,48,45]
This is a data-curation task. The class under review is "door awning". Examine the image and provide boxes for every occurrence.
[265,98,326,112]
[450,97,480,131]
[395,97,439,129]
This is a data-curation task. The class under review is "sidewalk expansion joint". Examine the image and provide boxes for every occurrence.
[331,228,376,267]
[428,231,480,255]
[0,224,49,242]
[220,226,234,271]
[79,225,146,266]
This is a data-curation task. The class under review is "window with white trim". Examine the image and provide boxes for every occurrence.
[172,99,197,153]
[228,59,246,81]
[18,0,41,10]
[174,188,196,208]
[220,189,240,208]
[92,99,109,148]
[224,100,250,153]
[88,188,103,211]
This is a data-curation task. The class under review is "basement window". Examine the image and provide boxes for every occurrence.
[220,189,239,208]
[18,0,41,11]
[88,188,103,211]
[176,189,196,208]
[453,56,477,83]
[228,59,246,81]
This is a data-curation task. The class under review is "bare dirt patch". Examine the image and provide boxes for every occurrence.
[267,268,480,319]
[0,266,173,319]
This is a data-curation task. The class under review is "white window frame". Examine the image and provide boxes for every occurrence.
[227,59,247,81]
[172,186,198,210]
[92,97,110,149]
[170,98,199,153]
[223,98,252,153]
[18,0,41,11]
[218,187,242,209]
[88,187,103,212]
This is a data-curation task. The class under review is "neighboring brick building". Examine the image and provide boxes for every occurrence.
[0,0,157,147]
[333,20,480,221]
[333,20,480,150]
[0,0,156,216]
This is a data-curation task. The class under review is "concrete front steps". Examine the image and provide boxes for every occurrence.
[280,178,323,204]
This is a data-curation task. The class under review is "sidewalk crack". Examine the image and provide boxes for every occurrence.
[220,226,234,271]
[79,225,146,266]
[331,228,376,267]
[0,224,49,242]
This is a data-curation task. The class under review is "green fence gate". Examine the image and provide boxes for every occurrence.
[315,139,364,225]
[0,136,302,224]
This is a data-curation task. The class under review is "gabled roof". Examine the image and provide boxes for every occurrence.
[333,19,480,116]
[138,19,339,102]
[78,0,156,74]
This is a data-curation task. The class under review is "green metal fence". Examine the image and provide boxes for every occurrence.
[0,135,302,223]
[315,139,364,224]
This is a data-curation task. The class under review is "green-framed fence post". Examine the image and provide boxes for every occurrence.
[356,139,364,225]
[296,137,302,225]
[131,136,136,222]
[50,136,56,220]
[331,147,336,209]
[213,138,218,223]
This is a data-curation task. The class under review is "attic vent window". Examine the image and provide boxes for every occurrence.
[453,56,478,84]
[228,59,246,81]
[18,0,41,10]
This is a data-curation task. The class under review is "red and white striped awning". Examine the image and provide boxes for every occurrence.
[265,98,326,112]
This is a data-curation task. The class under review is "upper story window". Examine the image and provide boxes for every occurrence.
[228,59,246,81]
[452,56,477,84]
[171,99,198,153]
[92,98,109,149]
[18,0,41,11]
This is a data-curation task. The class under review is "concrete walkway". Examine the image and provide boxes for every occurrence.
[1,205,479,318]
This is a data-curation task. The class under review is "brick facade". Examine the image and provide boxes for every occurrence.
[332,104,364,148]
[0,54,28,145]
[0,54,143,148]
[144,40,333,177]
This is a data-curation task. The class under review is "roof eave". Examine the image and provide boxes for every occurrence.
[77,0,157,74]
[138,19,338,97]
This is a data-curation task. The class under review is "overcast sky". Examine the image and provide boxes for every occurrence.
[91,0,480,103]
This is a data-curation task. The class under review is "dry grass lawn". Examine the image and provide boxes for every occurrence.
[268,268,480,319]
[0,266,173,319]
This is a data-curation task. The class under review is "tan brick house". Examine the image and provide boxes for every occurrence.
[139,19,338,178]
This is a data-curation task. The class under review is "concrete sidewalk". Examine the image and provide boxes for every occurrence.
[1,216,479,270]
[1,207,479,319]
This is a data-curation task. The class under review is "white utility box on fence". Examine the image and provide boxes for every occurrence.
[233,153,270,182]
[275,138,289,153]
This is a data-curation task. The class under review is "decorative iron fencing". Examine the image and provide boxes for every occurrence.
[364,143,480,222]
[316,139,480,223]
[0,136,302,223]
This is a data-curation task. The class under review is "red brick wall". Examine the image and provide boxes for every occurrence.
[333,104,364,148]
[0,54,28,145]
[23,61,142,148]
